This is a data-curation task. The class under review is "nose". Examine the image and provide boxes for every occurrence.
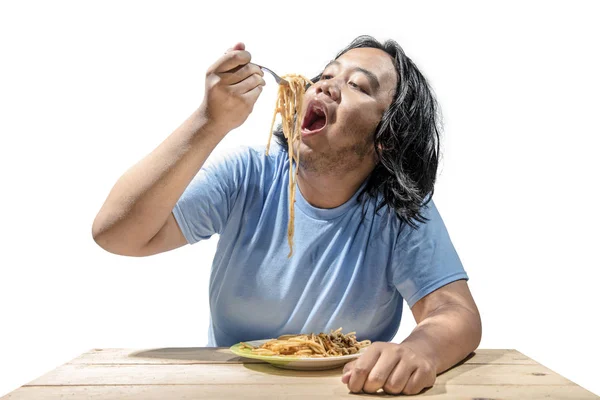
[315,78,340,102]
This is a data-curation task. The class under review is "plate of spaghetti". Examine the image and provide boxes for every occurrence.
[229,328,371,370]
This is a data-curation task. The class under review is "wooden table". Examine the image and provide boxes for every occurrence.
[2,348,597,399]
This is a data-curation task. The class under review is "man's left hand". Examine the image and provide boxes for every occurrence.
[341,341,437,395]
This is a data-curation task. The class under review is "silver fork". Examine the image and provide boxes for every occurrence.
[255,64,289,86]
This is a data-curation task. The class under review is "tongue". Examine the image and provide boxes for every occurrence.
[308,117,326,131]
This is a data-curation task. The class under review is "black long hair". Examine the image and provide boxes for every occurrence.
[273,35,441,228]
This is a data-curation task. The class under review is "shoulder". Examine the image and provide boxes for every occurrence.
[201,143,289,186]
[394,199,451,250]
[204,142,284,170]
[223,142,288,164]
[248,142,288,164]
[246,142,290,175]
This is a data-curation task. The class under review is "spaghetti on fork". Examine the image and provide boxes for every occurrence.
[266,74,314,258]
[239,328,371,358]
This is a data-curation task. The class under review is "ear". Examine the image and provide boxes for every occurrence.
[375,142,391,156]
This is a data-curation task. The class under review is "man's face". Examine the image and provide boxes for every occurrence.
[297,47,398,176]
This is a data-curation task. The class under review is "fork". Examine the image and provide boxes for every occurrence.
[255,64,289,86]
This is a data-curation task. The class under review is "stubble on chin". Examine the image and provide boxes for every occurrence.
[297,136,375,176]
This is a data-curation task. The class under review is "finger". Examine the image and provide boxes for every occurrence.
[231,73,266,95]
[341,360,356,384]
[209,50,252,74]
[240,84,263,106]
[347,348,382,394]
[226,42,245,52]
[382,359,417,395]
[341,370,352,385]
[342,360,356,375]
[403,367,435,395]
[219,63,264,85]
[362,352,400,394]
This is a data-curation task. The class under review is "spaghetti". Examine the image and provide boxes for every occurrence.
[239,327,371,358]
[266,75,313,258]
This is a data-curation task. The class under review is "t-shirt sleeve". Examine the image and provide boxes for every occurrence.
[391,200,468,308]
[172,147,250,244]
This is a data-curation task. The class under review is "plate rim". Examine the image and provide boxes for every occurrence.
[229,338,367,363]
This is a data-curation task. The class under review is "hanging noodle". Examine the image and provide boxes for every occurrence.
[239,327,371,358]
[266,74,313,258]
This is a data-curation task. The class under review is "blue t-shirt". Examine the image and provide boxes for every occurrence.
[173,143,468,347]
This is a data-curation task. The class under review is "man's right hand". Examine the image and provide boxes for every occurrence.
[93,43,265,257]
[199,42,266,133]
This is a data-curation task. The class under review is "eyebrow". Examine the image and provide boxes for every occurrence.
[324,60,380,92]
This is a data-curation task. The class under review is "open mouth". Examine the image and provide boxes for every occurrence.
[301,101,328,136]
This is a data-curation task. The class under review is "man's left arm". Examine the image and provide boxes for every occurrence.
[342,280,482,395]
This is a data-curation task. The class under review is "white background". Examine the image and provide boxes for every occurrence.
[1,0,599,397]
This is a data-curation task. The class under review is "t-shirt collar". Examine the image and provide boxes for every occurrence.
[294,178,368,220]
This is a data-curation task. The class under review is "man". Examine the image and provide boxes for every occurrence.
[93,36,482,395]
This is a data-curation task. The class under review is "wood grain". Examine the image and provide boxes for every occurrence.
[24,362,575,387]
[66,348,536,365]
[4,384,598,400]
[2,349,597,399]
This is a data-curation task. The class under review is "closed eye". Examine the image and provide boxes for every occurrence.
[349,81,367,94]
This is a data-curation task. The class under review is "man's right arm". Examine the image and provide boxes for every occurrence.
[92,43,265,256]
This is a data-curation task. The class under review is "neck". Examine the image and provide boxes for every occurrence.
[296,165,373,209]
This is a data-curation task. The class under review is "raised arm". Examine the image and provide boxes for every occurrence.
[92,43,265,256]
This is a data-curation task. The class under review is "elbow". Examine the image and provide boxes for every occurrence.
[91,212,117,252]
[92,223,121,255]
[474,322,482,352]
[476,314,483,347]
[455,301,483,353]
[91,216,142,257]
[470,305,483,351]
[92,215,108,249]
